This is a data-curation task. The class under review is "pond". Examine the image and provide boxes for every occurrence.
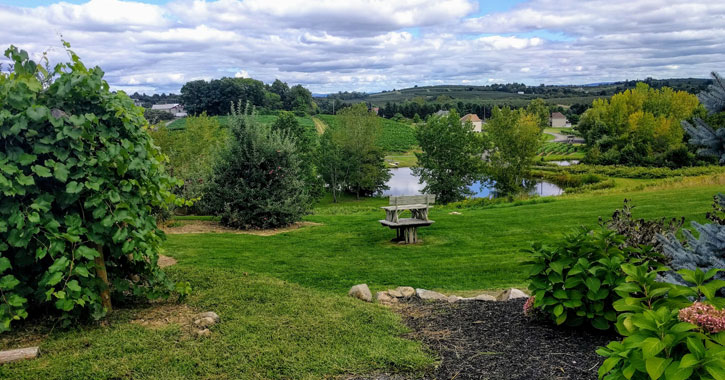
[381,167,563,198]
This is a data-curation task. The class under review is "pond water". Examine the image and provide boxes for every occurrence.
[381,167,564,198]
[549,160,580,166]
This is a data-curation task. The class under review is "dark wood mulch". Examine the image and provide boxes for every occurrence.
[354,298,620,380]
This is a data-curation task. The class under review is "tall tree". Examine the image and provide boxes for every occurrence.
[526,98,550,130]
[483,107,542,196]
[330,103,390,198]
[413,110,483,204]
[272,111,323,199]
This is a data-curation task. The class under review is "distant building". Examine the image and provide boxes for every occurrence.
[550,112,568,127]
[371,107,379,115]
[517,91,525,95]
[435,110,450,117]
[460,113,483,132]
[151,103,187,117]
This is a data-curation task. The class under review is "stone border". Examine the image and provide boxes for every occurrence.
[348,284,528,305]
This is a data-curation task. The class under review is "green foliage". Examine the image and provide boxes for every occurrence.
[533,163,725,179]
[537,142,584,156]
[597,265,725,380]
[483,107,543,195]
[579,83,702,167]
[0,44,182,331]
[143,108,175,125]
[526,228,628,330]
[318,104,390,199]
[272,111,323,199]
[204,103,311,229]
[413,110,482,204]
[180,77,267,116]
[526,98,551,130]
[149,114,228,213]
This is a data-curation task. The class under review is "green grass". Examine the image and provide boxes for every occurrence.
[1,267,431,380]
[162,184,720,293]
[3,181,723,379]
[384,148,420,167]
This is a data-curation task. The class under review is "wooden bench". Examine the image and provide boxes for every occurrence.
[379,195,435,244]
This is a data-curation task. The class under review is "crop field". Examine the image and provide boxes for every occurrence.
[317,114,417,152]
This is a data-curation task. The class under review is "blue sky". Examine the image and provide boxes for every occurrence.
[0,0,722,94]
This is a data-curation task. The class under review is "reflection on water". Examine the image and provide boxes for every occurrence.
[381,167,563,198]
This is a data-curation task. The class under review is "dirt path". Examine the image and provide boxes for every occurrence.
[312,117,327,134]
[161,220,322,236]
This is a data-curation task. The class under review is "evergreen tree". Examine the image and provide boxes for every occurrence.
[204,103,311,229]
[271,111,323,199]
[658,193,725,286]
[684,72,725,164]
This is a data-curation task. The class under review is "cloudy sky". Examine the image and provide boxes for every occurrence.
[0,0,723,94]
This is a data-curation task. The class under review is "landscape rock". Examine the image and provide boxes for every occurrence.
[396,286,416,298]
[416,288,448,301]
[196,311,220,323]
[387,289,403,298]
[473,294,497,301]
[348,284,372,302]
[449,212,462,215]
[193,317,217,328]
[447,295,462,303]
[496,288,529,301]
[377,291,398,304]
[195,329,211,338]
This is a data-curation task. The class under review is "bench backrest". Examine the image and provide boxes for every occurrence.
[389,194,436,206]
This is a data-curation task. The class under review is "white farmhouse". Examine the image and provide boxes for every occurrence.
[550,112,568,128]
[460,113,483,132]
[151,103,187,117]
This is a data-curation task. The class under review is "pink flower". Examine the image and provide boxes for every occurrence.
[679,302,725,334]
[523,296,536,316]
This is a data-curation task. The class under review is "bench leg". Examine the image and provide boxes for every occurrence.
[403,226,419,244]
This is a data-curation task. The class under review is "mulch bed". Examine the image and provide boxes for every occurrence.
[359,298,620,380]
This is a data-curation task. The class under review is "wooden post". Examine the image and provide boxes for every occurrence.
[94,244,112,312]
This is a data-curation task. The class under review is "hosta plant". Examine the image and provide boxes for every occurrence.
[526,228,628,330]
[0,44,186,331]
[597,266,725,380]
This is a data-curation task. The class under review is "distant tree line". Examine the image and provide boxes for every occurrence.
[179,78,316,116]
[129,92,181,108]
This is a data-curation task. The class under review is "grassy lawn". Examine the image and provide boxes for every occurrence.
[384,148,420,167]
[2,182,722,379]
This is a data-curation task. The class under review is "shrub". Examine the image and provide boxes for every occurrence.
[143,109,175,125]
[203,102,311,229]
[0,44,183,331]
[526,228,628,329]
[597,265,725,380]
[599,199,684,264]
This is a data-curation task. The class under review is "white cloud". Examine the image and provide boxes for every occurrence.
[0,0,722,94]
[234,70,249,78]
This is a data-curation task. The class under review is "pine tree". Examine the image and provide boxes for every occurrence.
[657,193,725,285]
[683,72,725,163]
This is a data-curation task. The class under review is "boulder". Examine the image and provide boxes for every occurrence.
[193,317,216,328]
[447,295,462,303]
[416,288,448,301]
[377,291,398,304]
[473,294,497,301]
[348,284,372,302]
[196,311,220,323]
[387,289,404,298]
[496,288,529,301]
[449,212,462,215]
[396,286,416,298]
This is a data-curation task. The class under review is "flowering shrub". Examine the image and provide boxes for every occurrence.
[597,266,725,380]
[523,296,536,316]
[679,302,725,334]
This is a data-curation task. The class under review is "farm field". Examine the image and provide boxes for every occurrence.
[166,114,316,132]
[317,114,417,152]
[2,180,723,379]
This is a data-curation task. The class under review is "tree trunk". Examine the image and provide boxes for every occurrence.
[94,244,112,312]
